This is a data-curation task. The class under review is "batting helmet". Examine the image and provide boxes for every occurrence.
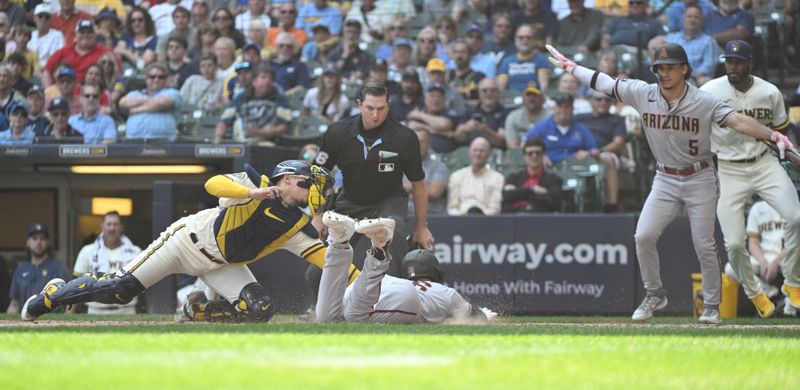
[401,249,445,283]
[650,43,692,78]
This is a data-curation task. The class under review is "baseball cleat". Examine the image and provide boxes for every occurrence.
[21,278,66,321]
[175,290,209,323]
[631,295,668,321]
[750,292,775,318]
[322,211,356,244]
[698,308,721,325]
[355,218,395,249]
[781,284,800,309]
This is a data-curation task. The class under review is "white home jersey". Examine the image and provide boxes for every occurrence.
[701,76,789,160]
[746,200,786,259]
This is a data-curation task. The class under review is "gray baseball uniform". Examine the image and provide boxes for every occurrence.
[701,75,800,298]
[614,78,735,306]
[316,244,476,324]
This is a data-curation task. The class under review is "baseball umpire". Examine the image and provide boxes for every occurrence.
[546,42,797,324]
[22,160,361,322]
[700,40,800,317]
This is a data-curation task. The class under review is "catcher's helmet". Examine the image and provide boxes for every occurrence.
[650,43,691,79]
[401,249,444,283]
[270,160,314,182]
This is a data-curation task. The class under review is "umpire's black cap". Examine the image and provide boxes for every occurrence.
[651,43,688,66]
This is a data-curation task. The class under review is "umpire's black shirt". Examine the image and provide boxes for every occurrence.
[316,114,425,206]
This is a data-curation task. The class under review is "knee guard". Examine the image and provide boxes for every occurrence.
[235,282,275,323]
[50,272,145,307]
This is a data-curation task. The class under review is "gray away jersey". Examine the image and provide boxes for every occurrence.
[614,79,735,167]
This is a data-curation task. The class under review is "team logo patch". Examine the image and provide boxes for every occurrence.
[315,151,329,165]
[378,163,395,172]
[731,43,740,52]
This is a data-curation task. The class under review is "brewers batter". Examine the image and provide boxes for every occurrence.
[22,161,361,322]
[546,43,797,324]
[701,40,800,318]
[316,211,495,324]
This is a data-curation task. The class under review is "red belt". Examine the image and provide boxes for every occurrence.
[657,161,710,176]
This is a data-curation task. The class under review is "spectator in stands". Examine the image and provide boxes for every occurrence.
[434,15,459,50]
[327,19,373,82]
[214,36,238,79]
[575,90,627,212]
[601,0,664,49]
[8,26,39,80]
[45,65,80,115]
[156,6,194,63]
[41,98,82,140]
[25,86,49,136]
[222,60,253,104]
[498,24,553,92]
[190,0,210,28]
[120,63,182,141]
[29,4,65,70]
[214,63,292,144]
[0,102,33,143]
[165,36,197,90]
[667,5,717,86]
[270,32,310,97]
[188,24,218,63]
[389,70,424,121]
[553,73,591,115]
[407,83,459,153]
[404,128,450,216]
[236,0,271,32]
[79,64,112,115]
[6,52,32,95]
[149,0,184,37]
[345,0,412,45]
[69,84,116,144]
[412,27,445,70]
[422,0,466,26]
[181,54,224,111]
[446,40,486,107]
[43,19,115,87]
[375,16,410,62]
[666,0,714,33]
[5,224,71,314]
[505,82,551,149]
[424,57,466,117]
[115,7,157,70]
[447,136,504,215]
[296,0,343,36]
[0,14,8,42]
[301,65,352,125]
[706,0,755,47]
[510,0,558,51]
[267,2,307,52]
[213,7,245,49]
[454,77,507,149]
[368,58,399,95]
[525,94,599,165]
[0,0,23,27]
[387,38,414,83]
[460,24,496,78]
[556,0,605,53]
[301,24,339,64]
[502,136,563,213]
[481,13,516,67]
[0,63,26,123]
[73,211,142,315]
[97,52,122,106]
[94,7,122,48]
[52,0,92,45]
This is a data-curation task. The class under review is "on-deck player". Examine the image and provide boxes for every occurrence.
[546,42,796,324]
[701,40,800,317]
[22,160,361,322]
[315,211,496,324]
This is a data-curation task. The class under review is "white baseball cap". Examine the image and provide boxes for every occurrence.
[34,3,52,15]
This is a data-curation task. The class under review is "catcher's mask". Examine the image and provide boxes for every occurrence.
[270,160,333,216]
[401,249,444,284]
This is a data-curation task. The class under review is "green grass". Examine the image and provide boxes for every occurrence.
[1,314,798,389]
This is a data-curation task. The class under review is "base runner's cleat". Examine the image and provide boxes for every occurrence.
[631,295,668,322]
[21,278,66,321]
[698,308,722,325]
[322,211,356,244]
[355,218,395,249]
[751,292,775,318]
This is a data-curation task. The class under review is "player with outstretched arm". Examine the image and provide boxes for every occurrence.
[545,42,796,324]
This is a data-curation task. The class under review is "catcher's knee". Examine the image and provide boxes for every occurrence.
[235,282,275,322]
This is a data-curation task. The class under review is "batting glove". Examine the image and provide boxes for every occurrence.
[546,44,577,74]
[479,307,498,321]
[770,131,795,159]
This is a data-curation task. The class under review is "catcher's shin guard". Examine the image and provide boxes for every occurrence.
[235,282,275,322]
[50,272,145,307]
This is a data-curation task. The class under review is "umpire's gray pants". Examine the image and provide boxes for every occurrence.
[634,168,722,306]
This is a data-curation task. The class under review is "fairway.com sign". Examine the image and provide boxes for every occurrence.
[427,215,637,315]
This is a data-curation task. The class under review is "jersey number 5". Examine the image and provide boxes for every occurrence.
[689,139,698,155]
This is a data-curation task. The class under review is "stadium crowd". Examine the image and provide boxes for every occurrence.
[0,0,798,214]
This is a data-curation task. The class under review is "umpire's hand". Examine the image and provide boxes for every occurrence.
[413,226,434,250]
